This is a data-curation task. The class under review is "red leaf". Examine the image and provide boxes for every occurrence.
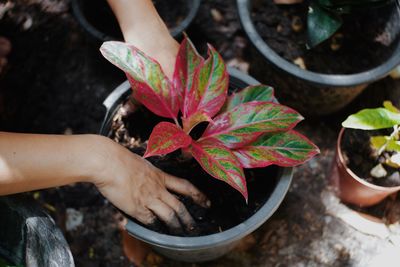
[144,122,192,158]
[182,112,212,133]
[189,140,248,201]
[223,85,276,112]
[173,35,204,111]
[101,41,179,119]
[233,131,320,168]
[174,38,229,133]
[201,101,304,149]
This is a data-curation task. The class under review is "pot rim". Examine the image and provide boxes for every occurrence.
[337,127,400,191]
[100,68,293,250]
[71,0,201,41]
[124,167,292,250]
[237,0,400,87]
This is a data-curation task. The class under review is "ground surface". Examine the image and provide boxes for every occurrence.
[1,0,400,266]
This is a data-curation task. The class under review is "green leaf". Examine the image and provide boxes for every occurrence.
[342,108,400,130]
[307,2,343,48]
[383,101,400,113]
[370,136,400,152]
[222,85,276,112]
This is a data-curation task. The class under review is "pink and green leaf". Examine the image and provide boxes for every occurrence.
[233,131,319,168]
[144,122,192,158]
[201,101,304,149]
[223,85,276,112]
[182,112,212,133]
[100,41,179,119]
[173,35,204,109]
[189,140,248,201]
[181,44,229,132]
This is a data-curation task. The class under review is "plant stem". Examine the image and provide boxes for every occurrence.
[378,125,400,155]
[173,117,181,128]
[181,148,192,160]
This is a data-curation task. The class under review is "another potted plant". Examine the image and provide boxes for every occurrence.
[99,36,319,262]
[237,0,400,115]
[331,101,400,207]
[72,0,201,41]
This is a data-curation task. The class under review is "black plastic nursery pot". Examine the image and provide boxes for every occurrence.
[72,0,201,41]
[99,68,293,262]
[237,0,400,116]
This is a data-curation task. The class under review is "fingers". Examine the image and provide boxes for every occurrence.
[130,208,156,226]
[147,199,183,235]
[161,192,195,231]
[164,174,211,208]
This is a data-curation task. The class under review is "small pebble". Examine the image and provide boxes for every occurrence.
[370,163,387,178]
[291,16,303,32]
[293,57,306,70]
[210,8,223,23]
[330,33,344,51]
[387,172,400,186]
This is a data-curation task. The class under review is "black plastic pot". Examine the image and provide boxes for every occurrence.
[237,0,400,115]
[72,0,201,41]
[99,68,293,262]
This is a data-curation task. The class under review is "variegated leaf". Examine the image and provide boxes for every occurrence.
[223,85,276,112]
[371,136,400,152]
[233,131,319,168]
[181,44,229,132]
[342,107,400,130]
[190,140,248,201]
[201,101,304,149]
[383,101,400,114]
[100,41,179,119]
[173,35,204,109]
[144,122,192,158]
[182,112,212,133]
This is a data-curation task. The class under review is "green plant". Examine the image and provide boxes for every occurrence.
[307,0,395,47]
[342,101,400,174]
[100,36,319,201]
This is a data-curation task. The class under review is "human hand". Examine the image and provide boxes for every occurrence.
[93,137,210,234]
[107,0,179,79]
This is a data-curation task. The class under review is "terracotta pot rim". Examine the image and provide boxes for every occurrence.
[337,127,400,192]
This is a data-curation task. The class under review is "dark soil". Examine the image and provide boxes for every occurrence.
[341,128,400,187]
[251,0,399,74]
[78,0,189,40]
[109,100,278,236]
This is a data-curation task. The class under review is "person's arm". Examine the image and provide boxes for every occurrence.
[0,132,209,233]
[107,0,179,79]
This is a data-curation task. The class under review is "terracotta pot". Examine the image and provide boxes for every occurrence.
[331,128,400,207]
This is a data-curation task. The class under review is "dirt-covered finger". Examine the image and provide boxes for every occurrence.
[127,208,156,225]
[164,174,211,208]
[161,192,196,231]
[147,199,184,235]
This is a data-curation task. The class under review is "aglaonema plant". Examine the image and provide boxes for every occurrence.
[100,36,319,201]
[342,101,400,177]
[307,0,395,47]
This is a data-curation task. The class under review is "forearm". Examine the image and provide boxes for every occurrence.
[107,0,179,78]
[0,132,106,195]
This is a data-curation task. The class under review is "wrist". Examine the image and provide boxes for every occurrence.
[82,135,116,185]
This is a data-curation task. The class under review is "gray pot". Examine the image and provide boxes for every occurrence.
[99,68,293,262]
[237,0,400,116]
